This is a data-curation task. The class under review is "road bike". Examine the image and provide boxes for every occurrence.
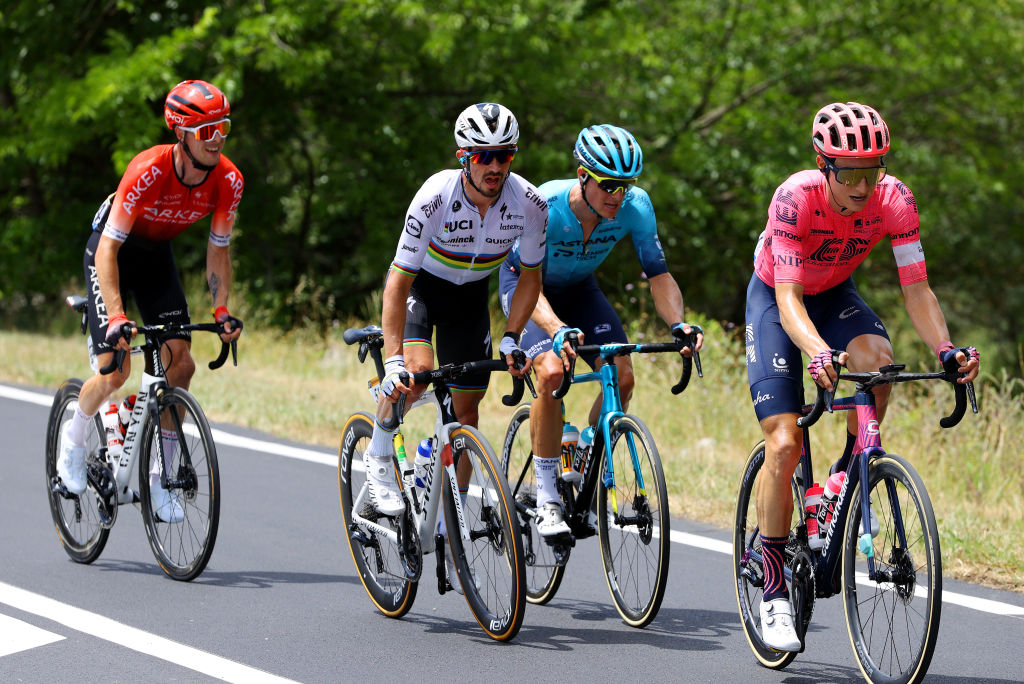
[46,294,240,581]
[338,325,529,641]
[500,330,702,627]
[733,353,978,683]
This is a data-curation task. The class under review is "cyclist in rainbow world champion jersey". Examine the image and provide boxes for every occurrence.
[498,124,702,536]
[363,103,547,521]
[56,80,244,524]
[745,101,980,651]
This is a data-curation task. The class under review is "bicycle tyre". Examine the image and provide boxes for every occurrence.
[138,387,220,581]
[596,414,670,628]
[733,441,800,669]
[842,453,941,684]
[444,425,526,641]
[45,379,110,564]
[338,412,417,618]
[500,403,565,604]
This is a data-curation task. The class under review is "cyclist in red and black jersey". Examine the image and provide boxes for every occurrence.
[57,79,244,523]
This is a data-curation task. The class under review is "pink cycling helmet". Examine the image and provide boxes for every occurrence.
[164,80,230,130]
[811,102,890,158]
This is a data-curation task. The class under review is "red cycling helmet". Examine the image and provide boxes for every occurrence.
[811,102,889,158]
[164,80,230,130]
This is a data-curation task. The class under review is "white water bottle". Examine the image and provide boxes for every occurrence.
[560,422,581,482]
[571,425,595,482]
[118,394,137,439]
[804,484,824,550]
[102,402,122,461]
[817,471,845,535]
[414,438,432,490]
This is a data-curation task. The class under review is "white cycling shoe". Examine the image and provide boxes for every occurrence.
[363,452,404,517]
[150,479,185,523]
[537,501,571,537]
[57,420,87,495]
[759,598,802,652]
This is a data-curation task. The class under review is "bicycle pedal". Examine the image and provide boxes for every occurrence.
[434,534,452,595]
[51,477,72,499]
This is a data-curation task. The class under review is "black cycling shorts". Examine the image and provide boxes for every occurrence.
[404,270,492,392]
[498,263,626,368]
[84,228,191,355]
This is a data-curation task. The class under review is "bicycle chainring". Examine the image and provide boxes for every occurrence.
[788,545,816,643]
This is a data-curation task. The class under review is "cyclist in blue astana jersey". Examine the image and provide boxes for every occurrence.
[499,124,702,535]
[364,103,547,527]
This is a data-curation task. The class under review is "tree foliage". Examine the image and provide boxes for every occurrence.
[2,0,1022,372]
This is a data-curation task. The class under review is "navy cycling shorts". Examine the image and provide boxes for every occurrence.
[745,274,889,421]
[498,262,626,368]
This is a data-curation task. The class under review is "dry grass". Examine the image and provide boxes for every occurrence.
[4,321,1022,592]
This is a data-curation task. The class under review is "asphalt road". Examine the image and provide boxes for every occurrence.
[2,383,1022,683]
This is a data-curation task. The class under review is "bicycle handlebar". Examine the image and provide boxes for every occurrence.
[552,331,702,400]
[99,319,243,375]
[343,326,534,425]
[796,352,978,430]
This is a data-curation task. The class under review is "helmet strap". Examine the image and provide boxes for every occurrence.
[578,175,603,217]
[179,137,217,173]
[461,160,507,199]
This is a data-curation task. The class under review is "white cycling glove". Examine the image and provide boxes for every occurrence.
[381,355,406,397]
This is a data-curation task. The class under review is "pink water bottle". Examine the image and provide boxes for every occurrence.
[816,471,846,535]
[804,484,824,549]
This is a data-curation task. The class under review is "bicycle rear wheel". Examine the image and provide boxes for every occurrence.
[338,412,417,618]
[138,387,220,581]
[597,414,669,628]
[444,425,525,641]
[45,379,110,563]
[733,441,803,669]
[842,453,941,684]
[500,403,565,604]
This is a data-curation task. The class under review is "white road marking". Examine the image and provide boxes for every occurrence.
[0,612,64,656]
[5,382,1022,620]
[0,582,298,682]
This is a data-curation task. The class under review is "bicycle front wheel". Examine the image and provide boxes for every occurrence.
[500,403,565,604]
[733,441,801,669]
[444,425,526,641]
[338,412,417,618]
[45,379,110,564]
[842,453,941,684]
[597,414,669,628]
[138,387,220,581]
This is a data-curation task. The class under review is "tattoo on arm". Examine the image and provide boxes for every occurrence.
[209,272,222,303]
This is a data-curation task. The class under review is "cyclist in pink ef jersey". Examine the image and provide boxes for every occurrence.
[56,80,243,524]
[745,102,980,651]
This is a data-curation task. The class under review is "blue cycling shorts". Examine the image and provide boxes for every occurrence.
[745,274,889,421]
[498,263,626,368]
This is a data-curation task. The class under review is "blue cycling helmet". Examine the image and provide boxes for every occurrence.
[573,124,643,178]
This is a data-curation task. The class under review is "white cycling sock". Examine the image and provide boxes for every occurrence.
[534,456,561,507]
[151,429,178,482]
[368,418,396,461]
[68,405,92,445]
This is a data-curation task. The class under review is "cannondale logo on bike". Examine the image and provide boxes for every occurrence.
[821,471,851,552]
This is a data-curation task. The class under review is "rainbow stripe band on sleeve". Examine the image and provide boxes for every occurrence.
[390,262,418,277]
[519,260,542,270]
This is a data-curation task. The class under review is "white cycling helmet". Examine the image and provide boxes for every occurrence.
[454,103,519,148]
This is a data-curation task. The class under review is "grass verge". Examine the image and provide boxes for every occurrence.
[3,321,1021,593]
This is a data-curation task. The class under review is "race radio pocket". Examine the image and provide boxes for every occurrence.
[91,193,115,232]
